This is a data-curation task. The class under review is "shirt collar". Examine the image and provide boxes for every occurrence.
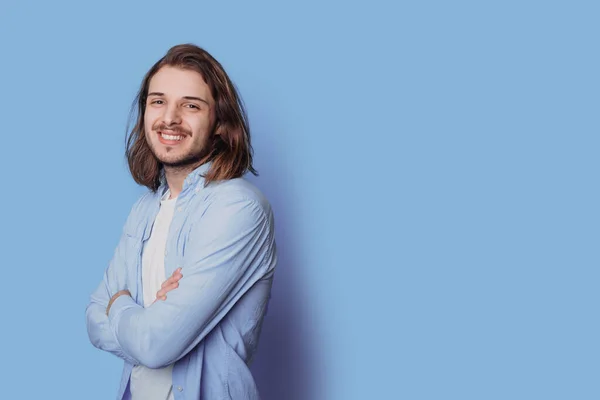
[184,161,212,188]
[157,161,213,196]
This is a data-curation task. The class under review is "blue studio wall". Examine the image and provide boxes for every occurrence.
[0,1,598,399]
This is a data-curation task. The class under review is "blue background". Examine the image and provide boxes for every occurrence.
[0,1,598,399]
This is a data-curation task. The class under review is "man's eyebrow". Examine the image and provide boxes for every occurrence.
[147,92,209,105]
[183,96,209,105]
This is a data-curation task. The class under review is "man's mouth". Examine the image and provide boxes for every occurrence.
[158,130,186,144]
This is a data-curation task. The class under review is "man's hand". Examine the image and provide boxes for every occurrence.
[106,290,131,316]
[153,268,183,304]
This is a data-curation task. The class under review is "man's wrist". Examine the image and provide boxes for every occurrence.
[106,290,131,316]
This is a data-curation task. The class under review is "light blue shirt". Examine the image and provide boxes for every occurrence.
[85,162,277,400]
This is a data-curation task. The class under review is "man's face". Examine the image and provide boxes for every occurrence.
[144,66,215,168]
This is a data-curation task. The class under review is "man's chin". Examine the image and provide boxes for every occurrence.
[150,145,209,169]
[154,151,190,167]
[159,156,205,170]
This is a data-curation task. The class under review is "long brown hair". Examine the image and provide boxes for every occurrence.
[125,43,257,191]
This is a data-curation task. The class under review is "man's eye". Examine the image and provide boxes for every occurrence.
[185,104,199,109]
[151,100,164,105]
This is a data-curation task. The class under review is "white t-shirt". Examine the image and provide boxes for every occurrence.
[130,190,176,400]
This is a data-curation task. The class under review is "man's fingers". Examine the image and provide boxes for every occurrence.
[156,290,168,300]
[161,272,182,289]
[163,276,176,287]
[156,281,179,298]
[161,270,183,288]
[155,269,183,302]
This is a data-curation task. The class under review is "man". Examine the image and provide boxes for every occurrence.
[85,43,277,400]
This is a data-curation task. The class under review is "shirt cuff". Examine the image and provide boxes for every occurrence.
[108,293,139,325]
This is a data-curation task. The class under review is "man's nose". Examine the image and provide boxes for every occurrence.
[162,105,181,126]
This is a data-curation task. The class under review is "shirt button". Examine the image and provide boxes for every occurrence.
[177,206,182,212]
[194,188,199,193]
[177,386,183,392]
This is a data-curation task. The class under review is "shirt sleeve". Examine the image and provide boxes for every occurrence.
[107,195,275,369]
[85,195,148,365]
[85,229,140,365]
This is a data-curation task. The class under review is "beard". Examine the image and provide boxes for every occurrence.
[160,147,210,169]
[146,123,212,170]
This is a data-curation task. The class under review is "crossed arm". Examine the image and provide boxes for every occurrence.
[85,196,274,368]
[106,268,182,316]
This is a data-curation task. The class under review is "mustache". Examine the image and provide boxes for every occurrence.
[152,123,191,136]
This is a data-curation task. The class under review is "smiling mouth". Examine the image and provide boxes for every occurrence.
[158,131,186,144]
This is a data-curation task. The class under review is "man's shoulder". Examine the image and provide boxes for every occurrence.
[204,177,272,215]
[131,190,159,212]
[122,190,160,231]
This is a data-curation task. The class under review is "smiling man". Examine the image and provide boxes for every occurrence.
[85,44,277,400]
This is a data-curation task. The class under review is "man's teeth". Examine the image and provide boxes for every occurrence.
[161,133,184,141]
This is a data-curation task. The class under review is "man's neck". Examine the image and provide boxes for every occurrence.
[164,166,193,199]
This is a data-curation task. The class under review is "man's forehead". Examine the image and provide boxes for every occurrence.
[149,66,210,95]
